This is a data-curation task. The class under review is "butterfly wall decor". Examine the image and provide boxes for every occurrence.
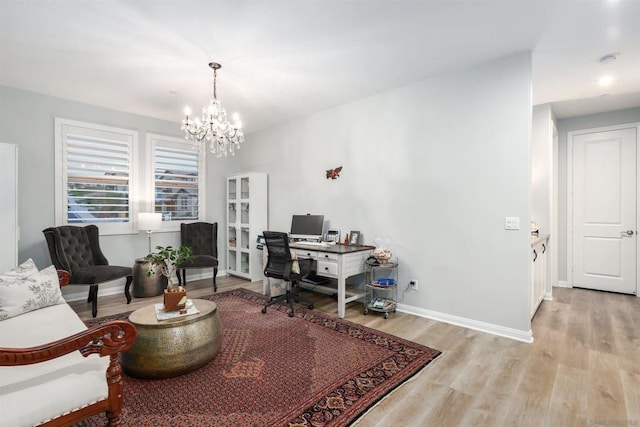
[326,166,343,180]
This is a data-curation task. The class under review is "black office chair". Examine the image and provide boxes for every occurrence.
[261,231,314,317]
[176,222,219,292]
[42,225,133,317]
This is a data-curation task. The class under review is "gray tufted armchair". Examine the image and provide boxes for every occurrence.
[176,222,219,292]
[42,225,133,317]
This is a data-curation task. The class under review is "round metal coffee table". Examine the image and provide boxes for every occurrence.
[120,299,223,379]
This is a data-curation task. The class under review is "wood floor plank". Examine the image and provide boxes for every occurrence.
[620,370,640,423]
[587,350,628,423]
[544,364,588,426]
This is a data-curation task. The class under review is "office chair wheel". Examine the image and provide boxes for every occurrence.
[261,307,267,314]
[287,310,294,317]
[364,308,369,315]
[308,304,314,310]
[384,312,389,319]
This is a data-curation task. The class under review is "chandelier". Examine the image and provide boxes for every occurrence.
[181,62,244,157]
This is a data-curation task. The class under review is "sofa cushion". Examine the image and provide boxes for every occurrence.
[0,303,109,426]
[0,265,66,320]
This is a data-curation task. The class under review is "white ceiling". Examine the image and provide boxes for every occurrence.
[1,0,639,133]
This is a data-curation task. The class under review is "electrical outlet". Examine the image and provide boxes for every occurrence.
[410,279,418,290]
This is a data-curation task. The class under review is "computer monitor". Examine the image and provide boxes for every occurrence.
[290,214,324,241]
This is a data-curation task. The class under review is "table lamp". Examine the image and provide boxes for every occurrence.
[138,212,163,253]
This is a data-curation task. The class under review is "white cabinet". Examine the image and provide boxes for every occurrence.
[226,173,267,281]
[531,235,549,318]
[0,143,18,272]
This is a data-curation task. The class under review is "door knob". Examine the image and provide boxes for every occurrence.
[621,230,635,236]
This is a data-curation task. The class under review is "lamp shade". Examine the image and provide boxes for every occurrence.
[138,212,162,231]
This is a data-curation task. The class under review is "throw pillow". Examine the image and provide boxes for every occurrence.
[290,250,300,274]
[0,265,65,321]
[0,258,38,279]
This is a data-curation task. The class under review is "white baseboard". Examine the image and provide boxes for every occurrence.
[544,290,553,300]
[555,280,570,288]
[395,303,533,343]
[62,269,225,303]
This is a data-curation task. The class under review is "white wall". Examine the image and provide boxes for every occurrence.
[555,107,640,282]
[1,51,534,337]
[0,86,222,297]
[213,52,534,338]
[531,104,554,236]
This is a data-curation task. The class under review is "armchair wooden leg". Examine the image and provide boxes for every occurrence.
[181,269,186,287]
[176,268,182,286]
[213,267,218,292]
[89,285,99,318]
[124,275,132,304]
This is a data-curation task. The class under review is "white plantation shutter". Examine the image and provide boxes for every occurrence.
[149,134,204,225]
[55,119,138,234]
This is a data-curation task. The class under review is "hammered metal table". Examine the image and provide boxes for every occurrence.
[119,299,223,379]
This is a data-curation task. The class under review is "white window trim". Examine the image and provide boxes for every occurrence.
[54,118,139,235]
[146,133,206,232]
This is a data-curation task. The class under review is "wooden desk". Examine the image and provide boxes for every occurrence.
[289,243,373,318]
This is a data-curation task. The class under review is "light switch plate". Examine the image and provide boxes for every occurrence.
[505,217,520,230]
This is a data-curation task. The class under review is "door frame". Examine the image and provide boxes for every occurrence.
[566,122,640,296]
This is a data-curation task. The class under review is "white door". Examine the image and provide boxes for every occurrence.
[571,126,637,294]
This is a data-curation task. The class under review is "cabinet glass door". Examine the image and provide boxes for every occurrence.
[241,227,250,250]
[240,202,249,224]
[228,178,237,200]
[241,252,250,274]
[228,249,237,271]
[241,177,249,199]
[228,203,237,224]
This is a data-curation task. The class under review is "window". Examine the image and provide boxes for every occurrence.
[55,118,138,235]
[148,134,205,228]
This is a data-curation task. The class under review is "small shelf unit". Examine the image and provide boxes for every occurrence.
[363,258,398,319]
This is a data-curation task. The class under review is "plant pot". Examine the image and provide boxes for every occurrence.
[163,288,187,312]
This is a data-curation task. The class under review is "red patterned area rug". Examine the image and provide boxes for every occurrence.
[84,288,441,426]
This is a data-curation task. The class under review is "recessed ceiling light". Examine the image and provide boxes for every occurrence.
[599,53,618,64]
[598,75,614,86]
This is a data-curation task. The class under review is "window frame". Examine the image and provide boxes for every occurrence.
[147,133,206,232]
[54,118,139,235]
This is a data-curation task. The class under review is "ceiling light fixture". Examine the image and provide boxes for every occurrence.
[181,62,244,157]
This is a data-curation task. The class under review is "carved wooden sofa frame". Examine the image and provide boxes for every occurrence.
[0,270,137,426]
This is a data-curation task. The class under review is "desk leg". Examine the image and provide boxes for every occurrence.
[337,276,346,319]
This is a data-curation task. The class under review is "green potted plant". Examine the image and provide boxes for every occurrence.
[145,245,193,310]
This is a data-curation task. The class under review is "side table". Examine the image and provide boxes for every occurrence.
[132,258,166,298]
[119,299,223,379]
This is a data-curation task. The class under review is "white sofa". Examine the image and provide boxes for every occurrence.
[0,261,137,426]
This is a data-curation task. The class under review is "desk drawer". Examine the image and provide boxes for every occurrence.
[294,249,318,259]
[317,252,339,261]
[317,260,338,277]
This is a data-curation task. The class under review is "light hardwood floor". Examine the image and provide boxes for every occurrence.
[70,278,640,426]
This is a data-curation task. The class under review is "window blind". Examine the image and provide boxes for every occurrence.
[153,144,200,222]
[63,127,132,224]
